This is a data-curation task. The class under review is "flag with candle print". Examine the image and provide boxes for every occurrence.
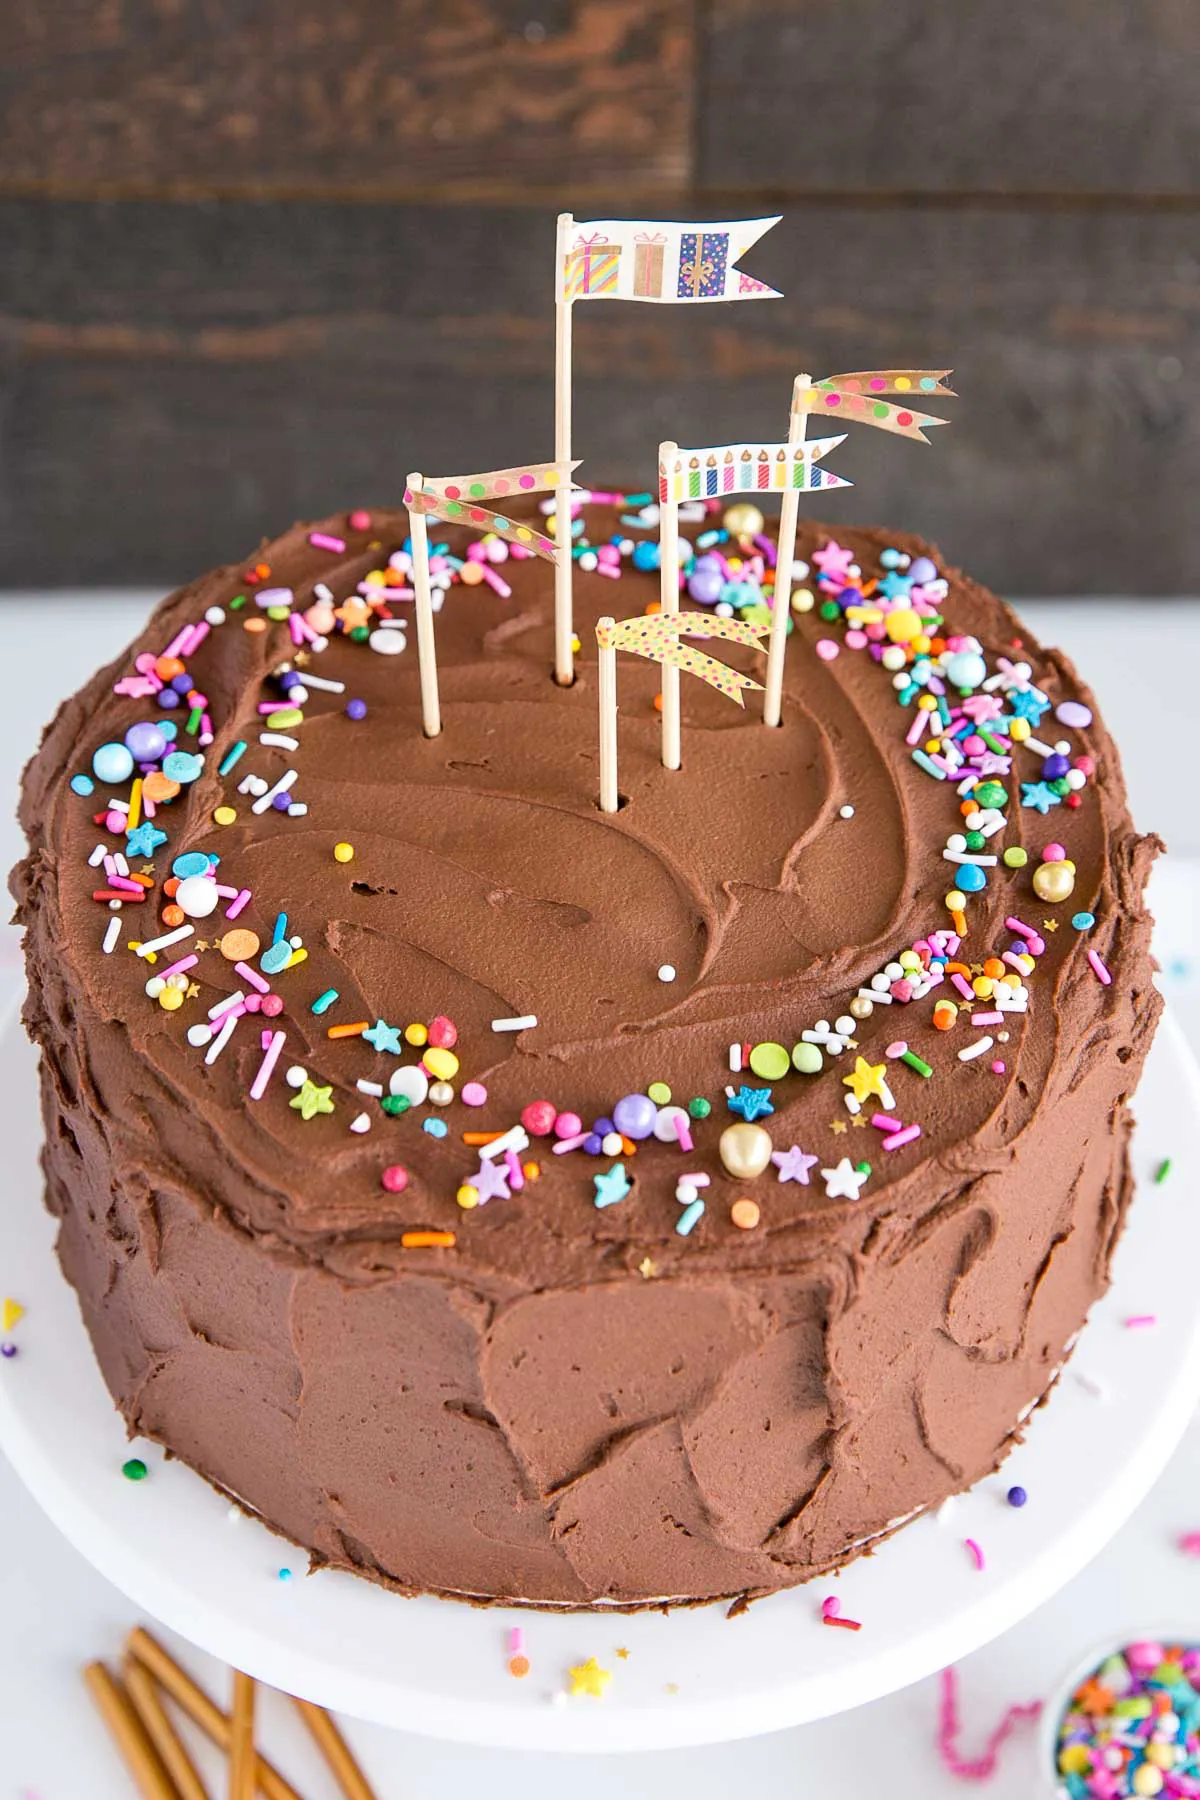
[596,612,769,705]
[658,438,851,506]
[560,217,782,305]
[404,459,581,562]
[796,370,956,444]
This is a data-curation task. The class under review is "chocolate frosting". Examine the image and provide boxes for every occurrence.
[12,506,1161,1607]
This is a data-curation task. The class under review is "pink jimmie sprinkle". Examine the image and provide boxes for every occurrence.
[1088,948,1113,986]
[309,532,346,554]
[505,1148,525,1191]
[674,1115,694,1153]
[871,1112,901,1131]
[249,1030,286,1101]
[971,1012,1003,1027]
[1125,1314,1157,1329]
[937,1667,1041,1782]
[964,1538,986,1572]
[552,1133,588,1154]
[159,953,199,980]
[883,1123,922,1151]
[1179,1533,1200,1556]
[226,887,253,920]
[509,1625,525,1655]
[235,960,271,995]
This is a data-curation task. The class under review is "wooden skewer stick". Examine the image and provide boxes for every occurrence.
[229,1672,256,1800]
[124,1656,212,1800]
[658,440,682,770]
[763,373,809,728]
[126,1630,304,1800]
[552,210,575,686]
[292,1696,379,1800]
[406,472,442,738]
[84,1661,180,1800]
[596,616,619,813]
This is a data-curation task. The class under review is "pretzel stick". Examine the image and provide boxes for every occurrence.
[126,1630,303,1800]
[84,1661,179,1800]
[229,1672,256,1800]
[124,1655,211,1800]
[292,1697,378,1800]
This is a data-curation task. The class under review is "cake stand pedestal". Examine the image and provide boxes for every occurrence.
[1,1012,1198,1755]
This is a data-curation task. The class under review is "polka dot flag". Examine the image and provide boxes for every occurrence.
[596,611,770,707]
[405,460,581,563]
[798,371,956,443]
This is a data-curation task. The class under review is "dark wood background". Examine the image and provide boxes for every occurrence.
[2,0,1197,592]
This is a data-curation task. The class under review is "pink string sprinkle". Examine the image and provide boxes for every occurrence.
[249,1030,286,1101]
[1088,948,1112,986]
[1125,1314,1157,1329]
[937,1667,1041,1782]
[235,960,270,995]
[964,1537,986,1571]
[509,1625,525,1655]
[159,953,198,979]
[883,1124,922,1151]
[226,888,253,920]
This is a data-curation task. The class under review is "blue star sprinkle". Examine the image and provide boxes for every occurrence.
[1008,687,1051,725]
[876,570,914,601]
[125,822,168,857]
[727,1085,774,1122]
[1021,780,1062,814]
[363,1019,403,1055]
[593,1163,631,1208]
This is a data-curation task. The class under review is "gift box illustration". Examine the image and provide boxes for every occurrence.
[633,232,668,299]
[564,234,620,300]
[677,230,730,300]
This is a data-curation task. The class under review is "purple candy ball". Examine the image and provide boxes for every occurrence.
[157,689,180,708]
[909,555,938,584]
[171,672,194,695]
[346,698,368,721]
[612,1093,656,1140]
[687,567,724,605]
[271,791,293,812]
[582,1134,604,1155]
[124,721,167,762]
[593,1117,615,1138]
[1043,754,1070,779]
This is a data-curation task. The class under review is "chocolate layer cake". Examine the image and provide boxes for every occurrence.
[11,502,1160,1608]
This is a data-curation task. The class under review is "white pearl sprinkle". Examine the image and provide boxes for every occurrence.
[839,804,855,819]
[657,963,676,982]
[285,1065,309,1088]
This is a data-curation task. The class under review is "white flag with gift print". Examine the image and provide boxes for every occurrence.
[559,217,782,305]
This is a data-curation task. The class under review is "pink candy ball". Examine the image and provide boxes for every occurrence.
[244,993,262,1013]
[1042,842,1067,863]
[962,735,985,756]
[349,509,371,531]
[521,1100,557,1137]
[844,629,868,650]
[815,639,839,662]
[461,1081,488,1107]
[553,1111,583,1139]
[428,1014,458,1049]
[105,810,126,833]
[380,1164,408,1194]
[261,993,284,1017]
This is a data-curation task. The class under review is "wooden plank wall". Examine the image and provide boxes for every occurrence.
[1,0,1196,592]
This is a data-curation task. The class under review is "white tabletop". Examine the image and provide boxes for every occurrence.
[2,594,1199,1799]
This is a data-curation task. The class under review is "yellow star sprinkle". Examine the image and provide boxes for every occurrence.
[2,1298,25,1332]
[638,1257,657,1280]
[850,1114,867,1129]
[829,1119,848,1135]
[615,1647,630,1660]
[568,1657,612,1699]
[1043,918,1059,932]
[843,1056,889,1106]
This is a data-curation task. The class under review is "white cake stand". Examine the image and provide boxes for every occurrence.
[1,1011,1198,1755]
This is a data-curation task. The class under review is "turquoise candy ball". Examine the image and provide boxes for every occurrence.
[92,741,134,784]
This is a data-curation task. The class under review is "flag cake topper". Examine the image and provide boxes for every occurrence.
[404,459,579,741]
[796,369,954,443]
[404,460,579,562]
[552,211,783,687]
[558,217,782,306]
[595,612,769,813]
[658,437,851,505]
[762,368,956,728]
